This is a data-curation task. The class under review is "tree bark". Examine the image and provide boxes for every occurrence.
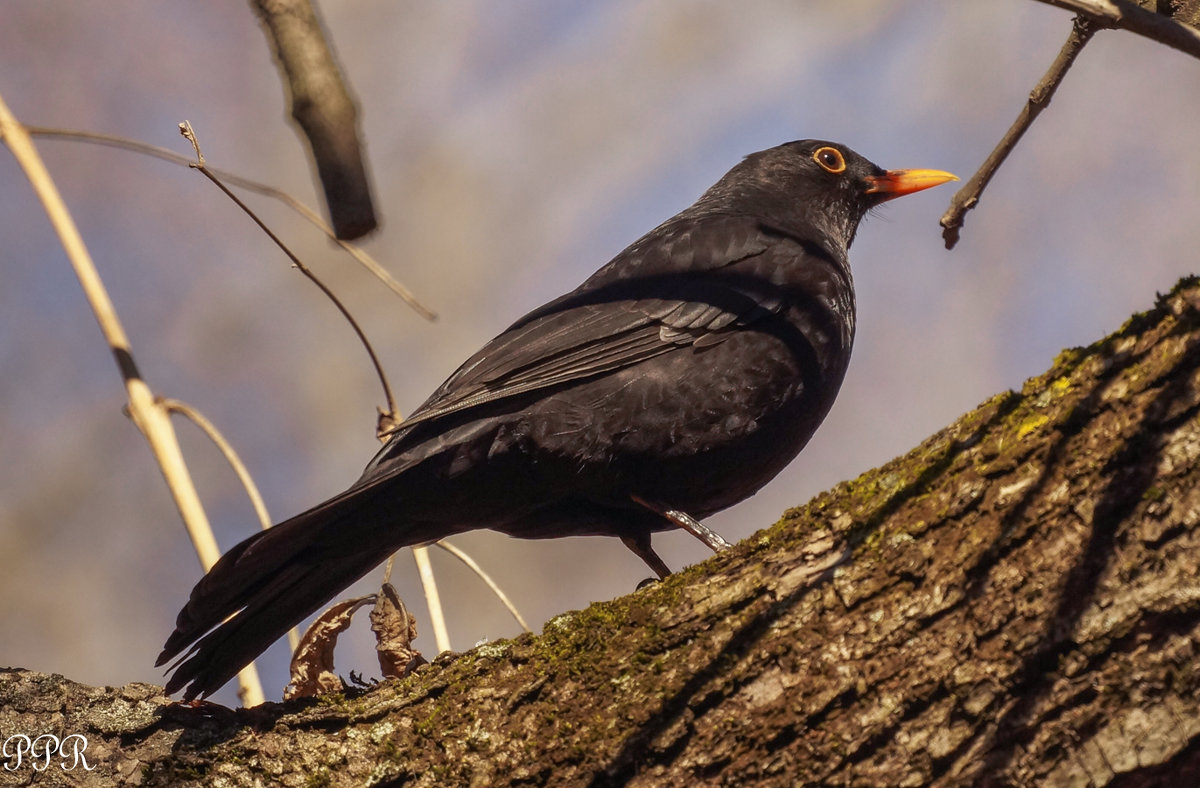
[5,278,1200,787]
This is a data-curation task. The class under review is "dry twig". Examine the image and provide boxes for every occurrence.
[941,16,1097,249]
[1031,0,1200,58]
[179,121,401,435]
[26,126,435,320]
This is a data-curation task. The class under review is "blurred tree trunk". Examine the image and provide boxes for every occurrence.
[4,278,1200,787]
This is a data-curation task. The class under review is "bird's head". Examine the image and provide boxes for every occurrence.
[699,139,957,258]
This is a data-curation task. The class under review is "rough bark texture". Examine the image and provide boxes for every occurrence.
[5,278,1200,786]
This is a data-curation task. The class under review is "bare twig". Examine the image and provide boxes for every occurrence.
[411,545,452,653]
[1031,0,1200,59]
[25,126,436,321]
[250,0,377,240]
[0,94,265,707]
[941,17,1098,249]
[435,541,531,632]
[179,121,400,435]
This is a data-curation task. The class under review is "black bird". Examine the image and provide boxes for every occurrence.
[159,140,955,699]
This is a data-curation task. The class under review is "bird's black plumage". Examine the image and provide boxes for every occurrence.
[158,140,955,699]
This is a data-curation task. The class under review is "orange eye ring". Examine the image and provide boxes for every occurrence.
[813,146,846,174]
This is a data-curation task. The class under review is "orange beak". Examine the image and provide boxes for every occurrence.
[864,168,958,201]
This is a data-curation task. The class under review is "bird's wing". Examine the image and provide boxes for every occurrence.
[375,216,794,441]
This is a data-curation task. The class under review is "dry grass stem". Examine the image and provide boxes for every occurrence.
[161,398,300,652]
[435,540,531,632]
[0,94,265,706]
[411,545,452,653]
[161,398,273,531]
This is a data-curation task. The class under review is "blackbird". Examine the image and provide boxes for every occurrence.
[159,140,956,699]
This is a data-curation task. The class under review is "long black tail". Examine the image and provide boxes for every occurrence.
[157,486,412,700]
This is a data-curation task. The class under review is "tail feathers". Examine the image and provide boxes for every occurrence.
[161,549,386,700]
[157,486,408,700]
[158,500,331,667]
[157,527,277,665]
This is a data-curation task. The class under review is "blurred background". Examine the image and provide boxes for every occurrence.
[2,2,1198,706]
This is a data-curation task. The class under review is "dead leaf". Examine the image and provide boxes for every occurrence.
[370,582,427,678]
[284,594,376,700]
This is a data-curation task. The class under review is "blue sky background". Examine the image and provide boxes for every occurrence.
[2,2,1199,705]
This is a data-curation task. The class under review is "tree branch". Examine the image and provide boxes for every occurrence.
[7,276,1200,785]
[250,0,377,240]
[1031,0,1200,58]
[941,16,1097,248]
[946,2,1200,247]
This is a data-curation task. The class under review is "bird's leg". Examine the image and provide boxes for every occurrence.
[631,495,732,553]
[620,534,672,580]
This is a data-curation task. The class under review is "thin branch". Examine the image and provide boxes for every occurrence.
[180,121,400,435]
[249,0,377,240]
[435,541,531,632]
[25,126,436,321]
[1031,0,1200,59]
[0,94,265,707]
[941,17,1097,249]
[411,545,452,653]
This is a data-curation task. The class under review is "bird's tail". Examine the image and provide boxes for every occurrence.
[157,484,416,700]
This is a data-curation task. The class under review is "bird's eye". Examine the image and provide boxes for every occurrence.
[813,146,846,174]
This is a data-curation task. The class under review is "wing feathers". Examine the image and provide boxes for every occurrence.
[377,217,794,449]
